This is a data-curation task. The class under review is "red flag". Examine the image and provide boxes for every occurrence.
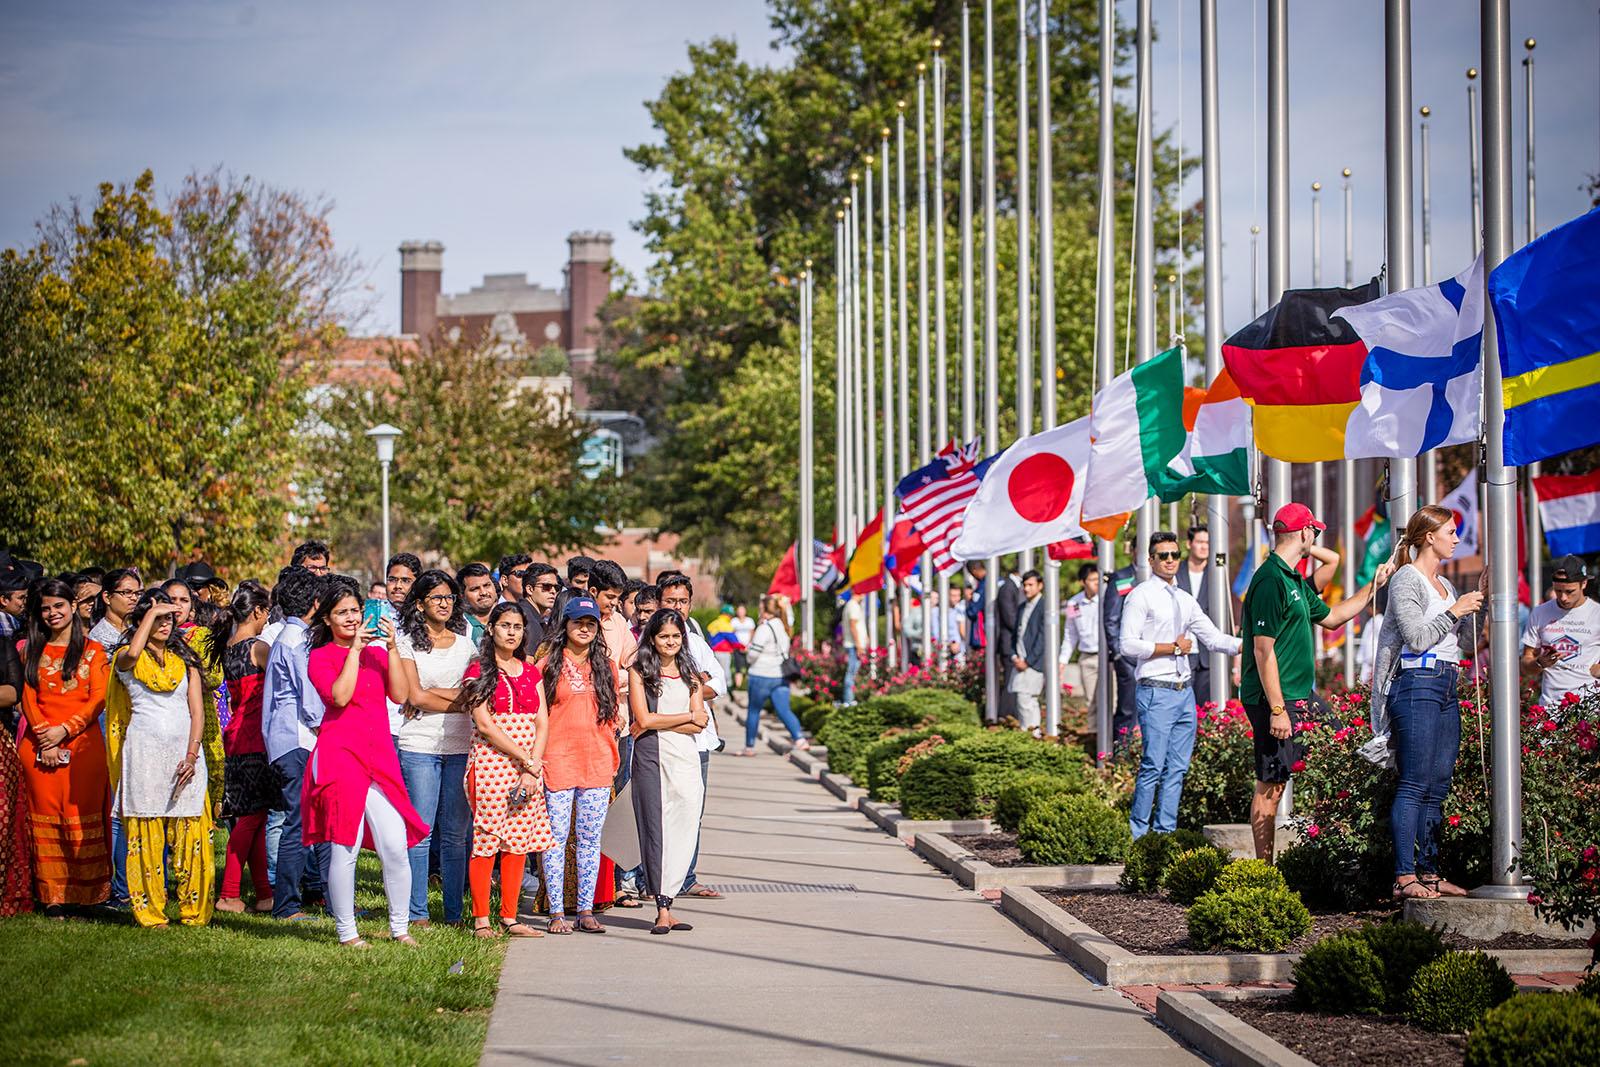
[887,519,926,581]
[767,543,800,601]
[1047,538,1094,561]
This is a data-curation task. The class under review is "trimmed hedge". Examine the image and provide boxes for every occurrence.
[1016,794,1131,865]
[994,771,1090,834]
[793,694,832,738]
[1465,993,1600,1066]
[1406,950,1517,1033]
[863,722,981,803]
[1357,920,1449,1013]
[1186,885,1312,952]
[1164,846,1232,905]
[1118,829,1210,892]
[898,730,1090,821]
[1212,858,1287,895]
[1293,932,1387,1015]
[816,691,979,783]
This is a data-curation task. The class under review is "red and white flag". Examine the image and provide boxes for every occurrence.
[896,438,993,574]
[950,417,1093,560]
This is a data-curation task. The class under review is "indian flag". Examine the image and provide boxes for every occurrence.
[1082,347,1189,526]
[1154,368,1252,502]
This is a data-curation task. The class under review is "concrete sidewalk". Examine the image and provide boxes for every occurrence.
[481,707,1201,1066]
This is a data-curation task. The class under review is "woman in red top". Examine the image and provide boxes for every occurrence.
[305,576,429,948]
[213,580,275,913]
[536,596,621,934]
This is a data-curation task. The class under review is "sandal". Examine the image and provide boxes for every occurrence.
[1419,875,1469,898]
[681,884,723,899]
[650,924,672,935]
[736,747,757,757]
[547,915,574,935]
[393,934,421,948]
[794,738,812,751]
[499,918,543,938]
[1393,877,1439,900]
[339,938,370,949]
[473,918,498,939]
[668,921,694,932]
[575,913,605,934]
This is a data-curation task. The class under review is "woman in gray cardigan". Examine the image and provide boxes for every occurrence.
[1369,505,1485,900]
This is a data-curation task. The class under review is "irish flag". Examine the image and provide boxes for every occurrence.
[1082,347,1189,525]
[1155,367,1252,502]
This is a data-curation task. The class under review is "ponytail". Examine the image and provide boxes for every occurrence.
[1391,504,1456,568]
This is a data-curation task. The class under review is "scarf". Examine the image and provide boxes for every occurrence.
[105,646,188,793]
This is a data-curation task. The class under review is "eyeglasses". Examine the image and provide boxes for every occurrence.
[424,594,456,606]
[75,595,99,607]
[111,588,140,599]
[508,569,530,580]
[532,580,559,592]
[1153,551,1182,561]
[387,575,415,587]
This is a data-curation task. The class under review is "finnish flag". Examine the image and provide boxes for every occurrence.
[1337,256,1484,460]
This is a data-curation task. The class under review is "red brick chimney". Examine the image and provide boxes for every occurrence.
[565,230,613,367]
[399,240,444,339]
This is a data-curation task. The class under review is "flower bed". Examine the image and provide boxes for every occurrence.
[1220,999,1467,1067]
[1041,888,1382,956]
[950,831,1027,867]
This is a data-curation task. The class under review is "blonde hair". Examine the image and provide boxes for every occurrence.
[1391,504,1457,567]
[761,594,791,637]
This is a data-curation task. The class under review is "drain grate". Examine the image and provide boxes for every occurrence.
[700,882,857,894]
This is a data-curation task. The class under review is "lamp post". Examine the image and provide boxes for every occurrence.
[365,424,403,569]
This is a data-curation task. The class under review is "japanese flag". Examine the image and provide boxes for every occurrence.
[950,416,1092,560]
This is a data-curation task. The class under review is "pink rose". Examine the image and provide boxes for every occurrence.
[1542,719,1559,733]
[1350,716,1365,728]
[1528,892,1543,905]
[1306,824,1321,839]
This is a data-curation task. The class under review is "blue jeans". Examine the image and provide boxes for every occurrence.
[682,750,712,890]
[842,647,860,705]
[745,674,804,748]
[109,815,129,906]
[264,808,286,888]
[1388,665,1461,876]
[398,750,470,924]
[271,748,330,918]
[1128,682,1198,839]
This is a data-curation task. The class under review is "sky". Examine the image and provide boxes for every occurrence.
[2,1,1597,340]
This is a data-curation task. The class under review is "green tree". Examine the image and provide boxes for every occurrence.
[304,334,620,573]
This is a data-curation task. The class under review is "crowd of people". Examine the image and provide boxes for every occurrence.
[0,542,749,944]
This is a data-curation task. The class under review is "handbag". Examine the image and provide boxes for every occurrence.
[780,655,803,683]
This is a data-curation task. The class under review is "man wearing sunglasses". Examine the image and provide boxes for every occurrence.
[1118,532,1243,839]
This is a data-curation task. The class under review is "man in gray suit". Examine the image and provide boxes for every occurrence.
[1180,526,1215,706]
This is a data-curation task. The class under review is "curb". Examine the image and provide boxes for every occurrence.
[1156,990,1318,1067]
[912,831,1123,892]
[858,798,994,843]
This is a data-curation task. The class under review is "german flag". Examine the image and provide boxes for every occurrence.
[1221,280,1381,462]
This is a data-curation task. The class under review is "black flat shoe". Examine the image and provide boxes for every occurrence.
[669,922,694,932]
[650,924,671,935]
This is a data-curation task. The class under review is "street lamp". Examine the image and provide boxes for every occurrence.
[365,423,402,568]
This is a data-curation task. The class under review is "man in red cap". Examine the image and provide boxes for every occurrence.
[1240,503,1393,861]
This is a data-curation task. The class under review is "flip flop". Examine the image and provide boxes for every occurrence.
[681,885,723,899]
[575,915,606,934]
[668,922,694,932]
[650,924,671,935]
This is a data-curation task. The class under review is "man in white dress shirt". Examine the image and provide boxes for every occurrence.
[1059,564,1101,709]
[1118,531,1243,839]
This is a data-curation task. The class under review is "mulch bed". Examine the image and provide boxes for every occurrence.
[1039,888,1574,956]
[1222,999,1466,1067]
[950,832,1027,867]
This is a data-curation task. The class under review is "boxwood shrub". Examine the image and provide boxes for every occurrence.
[862,722,981,803]
[1212,858,1287,895]
[897,730,1089,821]
[1186,885,1312,952]
[1164,846,1232,905]
[1118,829,1210,892]
[994,771,1090,834]
[1356,919,1449,1013]
[793,694,832,738]
[1406,951,1517,1034]
[1465,993,1600,1066]
[1016,794,1131,865]
[817,692,978,783]
[1292,932,1387,1015]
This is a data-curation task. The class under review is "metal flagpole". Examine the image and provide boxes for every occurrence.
[848,182,864,559]
[1385,0,1418,525]
[1467,68,1483,258]
[917,69,934,666]
[835,215,848,584]
[1311,181,1325,662]
[1265,0,1291,521]
[1524,38,1542,604]
[1201,0,1230,710]
[1341,168,1358,689]
[896,107,912,669]
[1135,0,1155,576]
[982,0,1000,722]
[1474,0,1524,899]
[880,130,894,668]
[936,40,953,669]
[800,263,815,650]
[1420,105,1439,505]
[1039,0,1062,736]
[865,154,881,661]
[961,7,976,449]
[1093,0,1115,764]
[1016,0,1034,575]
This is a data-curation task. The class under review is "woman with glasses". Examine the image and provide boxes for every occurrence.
[394,569,475,927]
[88,569,140,653]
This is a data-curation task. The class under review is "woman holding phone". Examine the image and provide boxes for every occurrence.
[305,576,429,948]
[108,589,213,928]
[457,603,555,937]
[627,609,708,935]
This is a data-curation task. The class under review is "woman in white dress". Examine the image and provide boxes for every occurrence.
[626,609,709,935]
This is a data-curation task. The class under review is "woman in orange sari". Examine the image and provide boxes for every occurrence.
[17,578,112,911]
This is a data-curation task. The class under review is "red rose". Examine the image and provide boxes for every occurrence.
[1528,892,1543,905]
[1542,719,1559,733]
[1448,814,1461,826]
[1292,759,1306,773]
[1337,789,1350,800]
[1306,823,1321,839]
[1350,716,1365,727]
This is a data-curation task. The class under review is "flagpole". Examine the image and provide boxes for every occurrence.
[1016,0,1034,576]
[1201,0,1231,711]
[864,154,881,662]
[896,107,912,669]
[1384,0,1418,524]
[1038,0,1062,736]
[982,0,1001,723]
[1311,181,1326,663]
[800,262,815,650]
[1475,0,1524,899]
[1341,167,1358,689]
[1093,0,1116,764]
[917,68,935,667]
[879,130,894,668]
[1467,68,1483,258]
[961,7,976,449]
[1134,0,1155,579]
[1265,0,1292,522]
[848,182,864,561]
[935,40,953,669]
[1523,38,1542,605]
[835,214,848,596]
[1419,105,1439,505]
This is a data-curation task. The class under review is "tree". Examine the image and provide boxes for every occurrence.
[303,334,620,574]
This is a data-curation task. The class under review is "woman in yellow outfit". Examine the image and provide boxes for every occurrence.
[106,590,214,928]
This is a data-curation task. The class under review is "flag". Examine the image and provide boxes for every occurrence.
[767,543,801,602]
[706,612,743,653]
[1355,509,1392,588]
[1155,367,1252,502]
[1333,257,1485,459]
[846,511,885,594]
[1082,347,1189,523]
[811,539,842,591]
[1490,206,1600,465]
[1231,522,1268,598]
[1533,469,1600,557]
[1047,538,1095,561]
[1440,469,1481,558]
[896,438,995,573]
[885,519,926,582]
[1223,279,1383,462]
[950,416,1093,559]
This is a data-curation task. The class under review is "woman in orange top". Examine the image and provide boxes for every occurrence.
[535,596,621,934]
[17,578,112,910]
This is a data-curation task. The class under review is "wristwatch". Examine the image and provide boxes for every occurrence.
[1270,704,1288,717]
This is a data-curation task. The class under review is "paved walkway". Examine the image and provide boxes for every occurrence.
[481,706,1203,1066]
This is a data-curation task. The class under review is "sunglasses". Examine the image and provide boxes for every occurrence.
[532,580,559,592]
[508,568,530,580]
[1153,551,1182,561]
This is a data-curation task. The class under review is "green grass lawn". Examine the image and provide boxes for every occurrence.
[0,840,507,1067]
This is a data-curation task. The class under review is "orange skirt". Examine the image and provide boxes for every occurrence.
[17,724,111,907]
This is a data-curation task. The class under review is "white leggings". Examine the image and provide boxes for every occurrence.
[328,784,412,942]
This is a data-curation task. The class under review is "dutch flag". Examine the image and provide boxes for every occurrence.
[1533,469,1600,558]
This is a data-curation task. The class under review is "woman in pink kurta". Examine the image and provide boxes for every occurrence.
[304,577,428,948]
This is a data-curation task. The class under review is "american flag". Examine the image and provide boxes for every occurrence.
[895,439,995,575]
[810,539,842,591]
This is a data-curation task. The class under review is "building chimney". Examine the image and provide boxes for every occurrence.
[399,240,444,339]
[565,232,612,410]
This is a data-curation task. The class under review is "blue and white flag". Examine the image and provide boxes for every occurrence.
[1335,256,1484,459]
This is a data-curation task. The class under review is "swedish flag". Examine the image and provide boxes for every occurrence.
[1489,206,1600,466]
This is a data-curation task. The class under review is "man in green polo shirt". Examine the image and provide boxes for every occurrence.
[1242,503,1393,861]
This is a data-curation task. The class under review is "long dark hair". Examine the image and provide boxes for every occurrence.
[309,575,362,649]
[451,603,527,715]
[207,579,270,667]
[398,569,465,653]
[633,609,701,700]
[95,567,141,625]
[540,617,617,726]
[23,578,87,690]
[120,590,203,674]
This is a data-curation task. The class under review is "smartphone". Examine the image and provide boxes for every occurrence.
[362,598,386,634]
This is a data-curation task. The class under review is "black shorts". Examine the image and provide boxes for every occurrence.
[1244,699,1317,784]
[730,650,748,671]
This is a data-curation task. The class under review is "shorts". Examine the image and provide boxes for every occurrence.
[1244,699,1316,784]
[730,650,749,672]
